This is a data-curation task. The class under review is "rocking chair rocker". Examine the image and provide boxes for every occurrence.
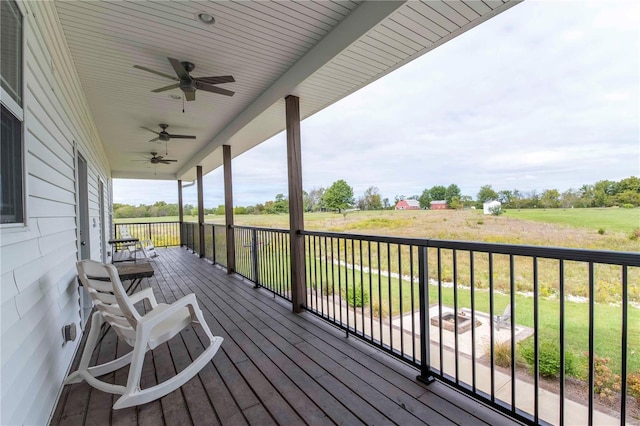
[66,260,223,409]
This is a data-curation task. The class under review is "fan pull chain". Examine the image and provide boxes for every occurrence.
[165,141,168,156]
[182,96,185,113]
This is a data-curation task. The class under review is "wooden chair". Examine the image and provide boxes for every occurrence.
[66,260,223,409]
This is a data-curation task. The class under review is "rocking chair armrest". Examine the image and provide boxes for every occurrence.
[139,293,200,331]
[129,287,158,308]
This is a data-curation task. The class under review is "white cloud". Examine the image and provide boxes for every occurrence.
[114,0,639,207]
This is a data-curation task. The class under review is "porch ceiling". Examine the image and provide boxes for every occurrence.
[54,0,520,182]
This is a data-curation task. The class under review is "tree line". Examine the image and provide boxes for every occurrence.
[113,176,640,218]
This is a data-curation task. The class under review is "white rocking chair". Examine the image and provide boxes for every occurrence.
[137,239,159,258]
[66,260,223,409]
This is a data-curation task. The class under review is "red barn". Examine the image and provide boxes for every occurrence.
[395,199,420,210]
[430,200,448,210]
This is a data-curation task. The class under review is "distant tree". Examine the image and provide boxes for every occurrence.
[304,187,325,212]
[445,184,461,206]
[418,189,432,209]
[323,180,355,213]
[449,196,463,210]
[477,185,498,204]
[540,189,561,209]
[525,190,540,208]
[214,205,225,215]
[497,190,514,207]
[460,195,473,208]
[272,193,289,214]
[362,186,382,210]
[408,194,419,200]
[561,188,580,208]
[429,185,447,202]
[382,198,390,209]
[618,176,640,193]
[511,189,524,209]
[234,206,248,215]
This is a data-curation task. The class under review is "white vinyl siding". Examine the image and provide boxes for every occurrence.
[0,2,111,425]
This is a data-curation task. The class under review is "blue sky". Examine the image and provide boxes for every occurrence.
[114,0,640,208]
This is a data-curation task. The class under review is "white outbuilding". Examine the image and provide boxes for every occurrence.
[483,200,502,215]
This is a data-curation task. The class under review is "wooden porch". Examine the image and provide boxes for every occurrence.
[51,247,519,426]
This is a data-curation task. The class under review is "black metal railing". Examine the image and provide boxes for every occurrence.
[176,221,639,425]
[181,221,199,253]
[113,221,180,247]
[299,230,639,426]
[201,223,227,268]
[233,226,291,300]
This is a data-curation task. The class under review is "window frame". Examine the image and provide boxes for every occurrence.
[1,0,26,230]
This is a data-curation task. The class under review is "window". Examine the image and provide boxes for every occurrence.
[1,0,24,224]
[1,0,23,105]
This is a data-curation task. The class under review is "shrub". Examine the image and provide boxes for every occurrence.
[371,300,389,318]
[628,372,640,403]
[489,205,504,216]
[343,284,369,307]
[622,204,635,209]
[477,220,484,225]
[598,228,605,235]
[519,336,576,379]
[492,340,513,368]
[321,281,335,296]
[630,228,640,241]
[592,355,620,402]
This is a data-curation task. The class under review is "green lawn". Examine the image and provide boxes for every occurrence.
[505,208,640,234]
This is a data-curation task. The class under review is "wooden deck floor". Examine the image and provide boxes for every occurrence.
[51,248,519,426]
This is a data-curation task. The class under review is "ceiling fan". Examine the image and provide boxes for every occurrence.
[134,57,235,101]
[132,152,178,165]
[142,123,195,143]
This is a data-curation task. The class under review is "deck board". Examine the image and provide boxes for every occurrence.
[51,247,520,426]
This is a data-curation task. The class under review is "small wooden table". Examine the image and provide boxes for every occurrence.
[108,237,140,263]
[115,262,155,295]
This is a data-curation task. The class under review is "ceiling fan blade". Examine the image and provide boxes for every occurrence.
[196,75,235,85]
[131,159,149,162]
[133,65,179,81]
[159,159,178,164]
[151,83,181,93]
[185,90,196,102]
[141,126,159,134]
[196,81,235,97]
[148,137,161,143]
[167,134,196,139]
[168,57,190,80]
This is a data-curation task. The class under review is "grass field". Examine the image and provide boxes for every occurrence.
[505,207,640,234]
[118,208,640,252]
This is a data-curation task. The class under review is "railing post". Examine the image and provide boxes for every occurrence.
[417,246,435,385]
[223,145,236,273]
[212,225,216,265]
[197,166,205,258]
[178,179,184,247]
[285,95,306,313]
[251,228,259,287]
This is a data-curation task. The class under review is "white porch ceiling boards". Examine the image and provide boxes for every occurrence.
[53,0,520,182]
